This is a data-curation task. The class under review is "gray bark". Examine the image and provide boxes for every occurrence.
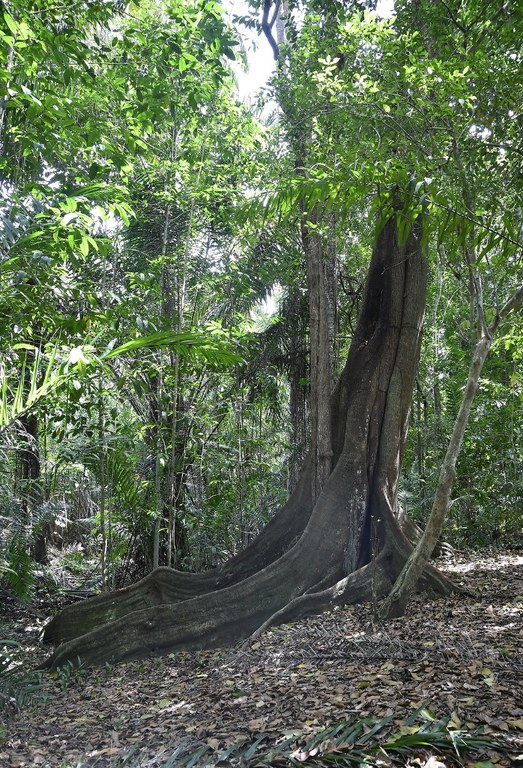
[301,207,334,501]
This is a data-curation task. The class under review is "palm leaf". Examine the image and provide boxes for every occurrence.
[0,331,241,430]
[159,710,503,767]
[104,331,241,367]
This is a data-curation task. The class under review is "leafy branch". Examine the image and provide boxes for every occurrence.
[0,331,242,430]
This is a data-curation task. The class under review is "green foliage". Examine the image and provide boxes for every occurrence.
[402,258,523,547]
[0,635,48,713]
[105,331,242,368]
[0,331,241,430]
[1,0,522,593]
[156,708,499,766]
[0,0,263,587]
[1,544,35,599]
[52,657,87,691]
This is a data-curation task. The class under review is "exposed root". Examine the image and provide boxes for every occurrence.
[43,459,316,647]
[243,557,393,648]
[419,560,472,596]
[243,551,466,649]
[42,568,221,645]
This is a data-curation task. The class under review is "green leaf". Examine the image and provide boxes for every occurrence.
[103,331,242,367]
[62,212,78,226]
[79,237,89,257]
[3,12,18,35]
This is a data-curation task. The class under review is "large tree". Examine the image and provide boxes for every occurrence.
[40,0,522,667]
[41,204,457,667]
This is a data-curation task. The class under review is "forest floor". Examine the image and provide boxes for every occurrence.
[0,550,522,768]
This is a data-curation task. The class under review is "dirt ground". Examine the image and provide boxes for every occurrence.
[1,550,522,767]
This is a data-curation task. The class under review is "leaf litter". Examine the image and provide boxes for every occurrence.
[0,550,522,767]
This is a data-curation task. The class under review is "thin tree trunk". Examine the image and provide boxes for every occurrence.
[301,207,334,501]
[98,378,108,588]
[152,385,163,570]
[380,278,523,619]
[19,412,46,564]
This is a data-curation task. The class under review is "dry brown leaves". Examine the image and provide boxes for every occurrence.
[1,550,522,768]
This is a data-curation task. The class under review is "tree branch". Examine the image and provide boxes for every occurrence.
[262,0,281,61]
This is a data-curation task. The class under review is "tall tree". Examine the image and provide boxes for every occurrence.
[41,0,523,666]
[42,204,457,666]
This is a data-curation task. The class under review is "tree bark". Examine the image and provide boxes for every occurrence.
[18,411,47,565]
[287,286,308,491]
[301,207,334,500]
[41,210,459,669]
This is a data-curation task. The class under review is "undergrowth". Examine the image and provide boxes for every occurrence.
[0,629,48,715]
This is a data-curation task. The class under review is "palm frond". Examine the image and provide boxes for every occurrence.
[155,709,502,767]
[104,331,242,367]
[0,331,242,431]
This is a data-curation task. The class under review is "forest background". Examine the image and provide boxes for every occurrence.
[1,0,523,764]
[0,0,522,721]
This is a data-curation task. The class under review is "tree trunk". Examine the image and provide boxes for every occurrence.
[301,207,334,500]
[18,412,47,565]
[287,286,308,492]
[41,210,459,669]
